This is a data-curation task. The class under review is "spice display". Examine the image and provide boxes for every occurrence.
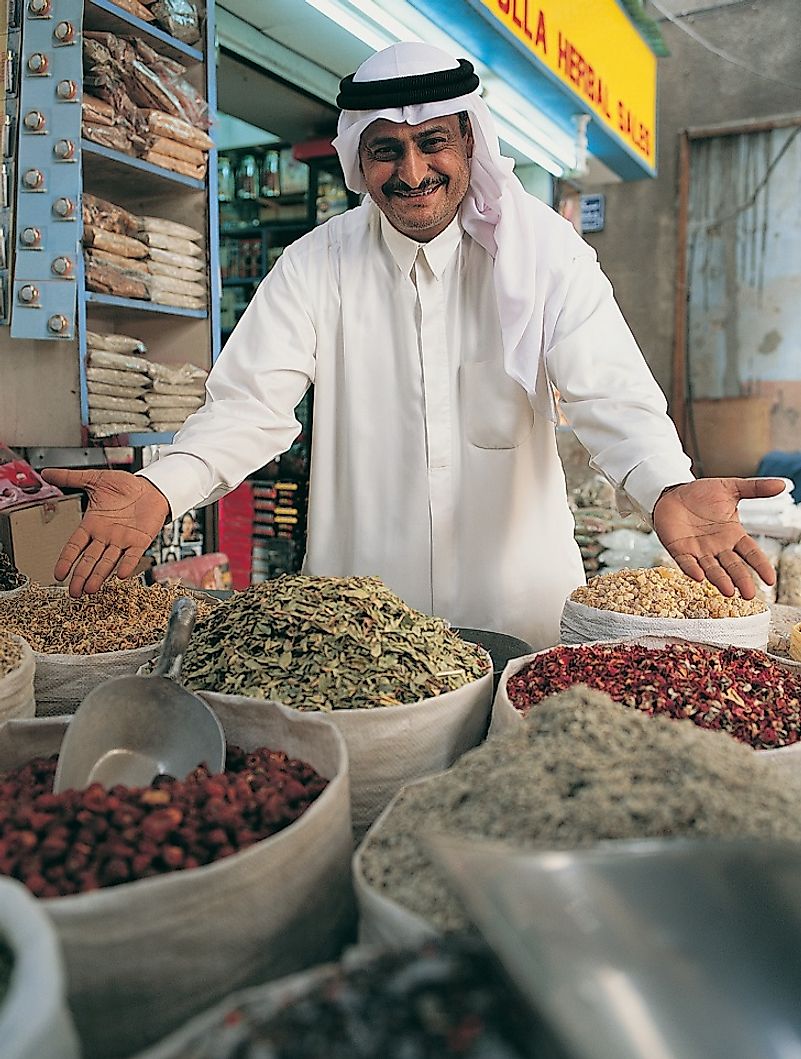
[82,192,207,317]
[180,576,489,710]
[767,603,801,659]
[0,579,215,654]
[360,687,801,932]
[0,939,11,1008]
[0,550,25,591]
[571,565,767,618]
[166,936,540,1059]
[0,634,23,679]
[0,745,327,898]
[507,642,801,749]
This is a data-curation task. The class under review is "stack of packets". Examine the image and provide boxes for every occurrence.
[82,31,212,178]
[83,193,207,310]
[107,0,202,45]
[86,330,207,438]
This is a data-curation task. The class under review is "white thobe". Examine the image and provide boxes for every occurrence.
[139,200,693,648]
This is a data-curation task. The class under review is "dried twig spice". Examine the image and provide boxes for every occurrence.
[361,687,801,932]
[0,579,216,654]
[180,576,489,710]
[163,936,539,1059]
[0,551,25,592]
[0,745,327,897]
[507,643,801,749]
[571,566,767,618]
[0,633,23,679]
[0,940,12,1008]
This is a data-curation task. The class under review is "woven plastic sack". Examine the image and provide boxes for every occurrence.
[35,640,160,716]
[0,877,80,1059]
[203,659,492,841]
[560,597,770,650]
[0,697,353,1059]
[0,636,35,723]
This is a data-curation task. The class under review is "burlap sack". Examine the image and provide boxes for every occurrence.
[204,660,493,841]
[0,636,35,723]
[0,877,79,1059]
[561,598,771,650]
[0,697,353,1058]
[35,641,160,716]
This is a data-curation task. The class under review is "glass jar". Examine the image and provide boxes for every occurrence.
[236,154,258,200]
[260,149,281,198]
[217,154,235,202]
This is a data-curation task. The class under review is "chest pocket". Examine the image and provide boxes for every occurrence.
[460,360,535,449]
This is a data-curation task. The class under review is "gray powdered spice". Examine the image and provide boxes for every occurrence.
[360,686,801,933]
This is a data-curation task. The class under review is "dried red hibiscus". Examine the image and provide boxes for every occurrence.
[0,745,327,898]
[507,644,801,751]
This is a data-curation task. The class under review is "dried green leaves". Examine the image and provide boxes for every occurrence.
[180,576,489,711]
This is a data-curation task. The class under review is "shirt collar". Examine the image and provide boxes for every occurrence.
[379,208,463,279]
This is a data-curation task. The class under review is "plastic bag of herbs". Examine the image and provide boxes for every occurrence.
[176,576,493,838]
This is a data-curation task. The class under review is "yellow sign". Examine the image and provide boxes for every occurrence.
[476,0,657,168]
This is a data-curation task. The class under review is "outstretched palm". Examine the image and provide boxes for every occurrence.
[653,477,785,598]
[41,468,170,597]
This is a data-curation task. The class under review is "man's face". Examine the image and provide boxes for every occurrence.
[358,114,473,241]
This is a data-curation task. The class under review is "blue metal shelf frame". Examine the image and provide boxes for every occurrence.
[84,292,209,318]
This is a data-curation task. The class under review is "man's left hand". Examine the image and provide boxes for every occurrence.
[653,477,786,599]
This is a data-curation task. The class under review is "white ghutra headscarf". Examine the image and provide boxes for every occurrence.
[333,41,568,421]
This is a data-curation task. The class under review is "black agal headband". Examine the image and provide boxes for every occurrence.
[336,58,480,110]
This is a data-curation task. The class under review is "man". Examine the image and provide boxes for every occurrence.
[44,43,782,648]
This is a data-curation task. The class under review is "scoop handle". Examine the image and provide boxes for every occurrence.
[152,596,197,680]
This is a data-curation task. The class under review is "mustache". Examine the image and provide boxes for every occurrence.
[383,176,447,195]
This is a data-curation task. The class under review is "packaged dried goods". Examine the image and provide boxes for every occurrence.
[81,123,133,153]
[562,565,771,650]
[81,94,115,126]
[145,360,207,384]
[136,214,203,242]
[146,275,208,300]
[357,686,801,936]
[110,0,155,19]
[89,409,150,429]
[89,422,149,438]
[136,109,214,150]
[147,245,206,271]
[150,379,205,397]
[84,247,150,274]
[150,0,202,44]
[148,421,186,433]
[143,936,540,1059]
[89,348,148,373]
[86,330,147,355]
[0,699,351,1058]
[136,230,204,257]
[0,633,34,724]
[83,226,149,259]
[87,382,147,399]
[499,641,801,750]
[146,136,205,166]
[82,194,139,238]
[145,393,203,409]
[148,259,208,284]
[149,291,207,309]
[86,366,149,388]
[88,394,148,415]
[141,150,206,180]
[85,262,149,300]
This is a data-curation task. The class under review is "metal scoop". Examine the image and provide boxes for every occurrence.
[53,596,225,793]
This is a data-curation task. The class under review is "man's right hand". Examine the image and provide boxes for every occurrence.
[40,468,170,597]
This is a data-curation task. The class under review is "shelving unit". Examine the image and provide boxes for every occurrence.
[0,0,219,450]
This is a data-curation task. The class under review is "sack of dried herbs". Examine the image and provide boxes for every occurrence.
[0,580,216,715]
[354,685,801,943]
[0,634,34,724]
[180,576,493,837]
[0,877,79,1059]
[0,550,28,598]
[0,698,353,1059]
[561,566,771,650]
